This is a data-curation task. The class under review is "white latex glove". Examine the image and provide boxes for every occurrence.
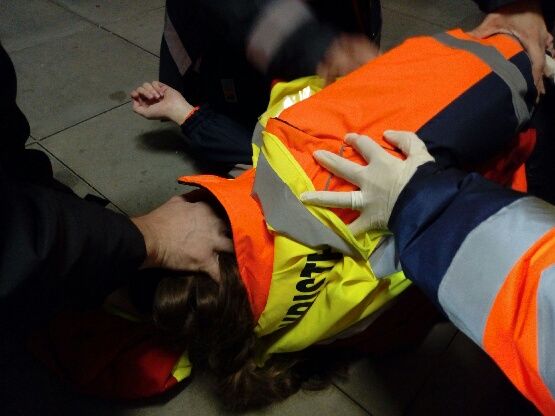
[300,130,434,235]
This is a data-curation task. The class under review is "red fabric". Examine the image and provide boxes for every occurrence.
[28,308,183,399]
[475,128,536,191]
[183,105,200,122]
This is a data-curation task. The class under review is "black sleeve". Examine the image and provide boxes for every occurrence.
[181,104,254,168]
[543,2,555,30]
[0,173,146,342]
[185,0,338,79]
[388,163,525,305]
[0,41,148,358]
[266,18,338,80]
[183,0,267,48]
[472,0,521,12]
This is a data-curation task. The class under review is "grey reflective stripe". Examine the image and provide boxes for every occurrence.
[163,12,192,76]
[433,32,530,127]
[438,197,555,347]
[537,264,555,399]
[368,235,402,278]
[252,121,264,149]
[253,153,360,258]
[246,0,312,74]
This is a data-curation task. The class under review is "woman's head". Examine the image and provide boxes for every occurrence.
[151,254,297,409]
[150,253,344,410]
[152,252,253,353]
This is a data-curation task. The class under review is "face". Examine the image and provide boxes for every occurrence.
[181,190,234,282]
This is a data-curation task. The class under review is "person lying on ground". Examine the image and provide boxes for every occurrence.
[60,28,546,408]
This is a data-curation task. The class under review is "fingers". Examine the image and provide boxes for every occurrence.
[130,81,168,102]
[468,17,504,40]
[383,130,421,155]
[502,25,547,95]
[215,237,235,254]
[468,3,549,97]
[213,226,235,253]
[347,217,368,236]
[300,190,353,208]
[132,99,144,115]
[344,132,387,163]
[523,31,547,90]
[203,234,234,282]
[383,130,435,165]
[317,34,380,86]
[326,131,430,167]
[139,83,160,100]
[312,149,363,185]
[312,132,428,183]
[152,81,168,96]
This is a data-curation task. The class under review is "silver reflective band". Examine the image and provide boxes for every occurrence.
[368,235,402,279]
[438,197,555,348]
[253,153,361,258]
[163,12,192,76]
[433,32,530,128]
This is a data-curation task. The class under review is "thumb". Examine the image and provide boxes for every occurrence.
[383,130,434,164]
[347,215,387,236]
[383,130,418,155]
[347,217,366,236]
[132,101,147,116]
[214,236,235,253]
[469,16,516,42]
[469,25,495,39]
[468,17,506,39]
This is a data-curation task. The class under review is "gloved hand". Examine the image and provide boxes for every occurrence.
[300,130,434,235]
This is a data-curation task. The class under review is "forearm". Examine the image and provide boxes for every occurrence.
[390,164,555,413]
[390,163,526,304]
[166,100,194,126]
[0,176,145,307]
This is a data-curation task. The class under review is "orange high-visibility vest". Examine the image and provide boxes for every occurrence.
[256,29,535,211]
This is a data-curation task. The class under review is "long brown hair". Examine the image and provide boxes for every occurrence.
[151,252,346,410]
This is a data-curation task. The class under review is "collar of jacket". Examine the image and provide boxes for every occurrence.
[179,168,274,323]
